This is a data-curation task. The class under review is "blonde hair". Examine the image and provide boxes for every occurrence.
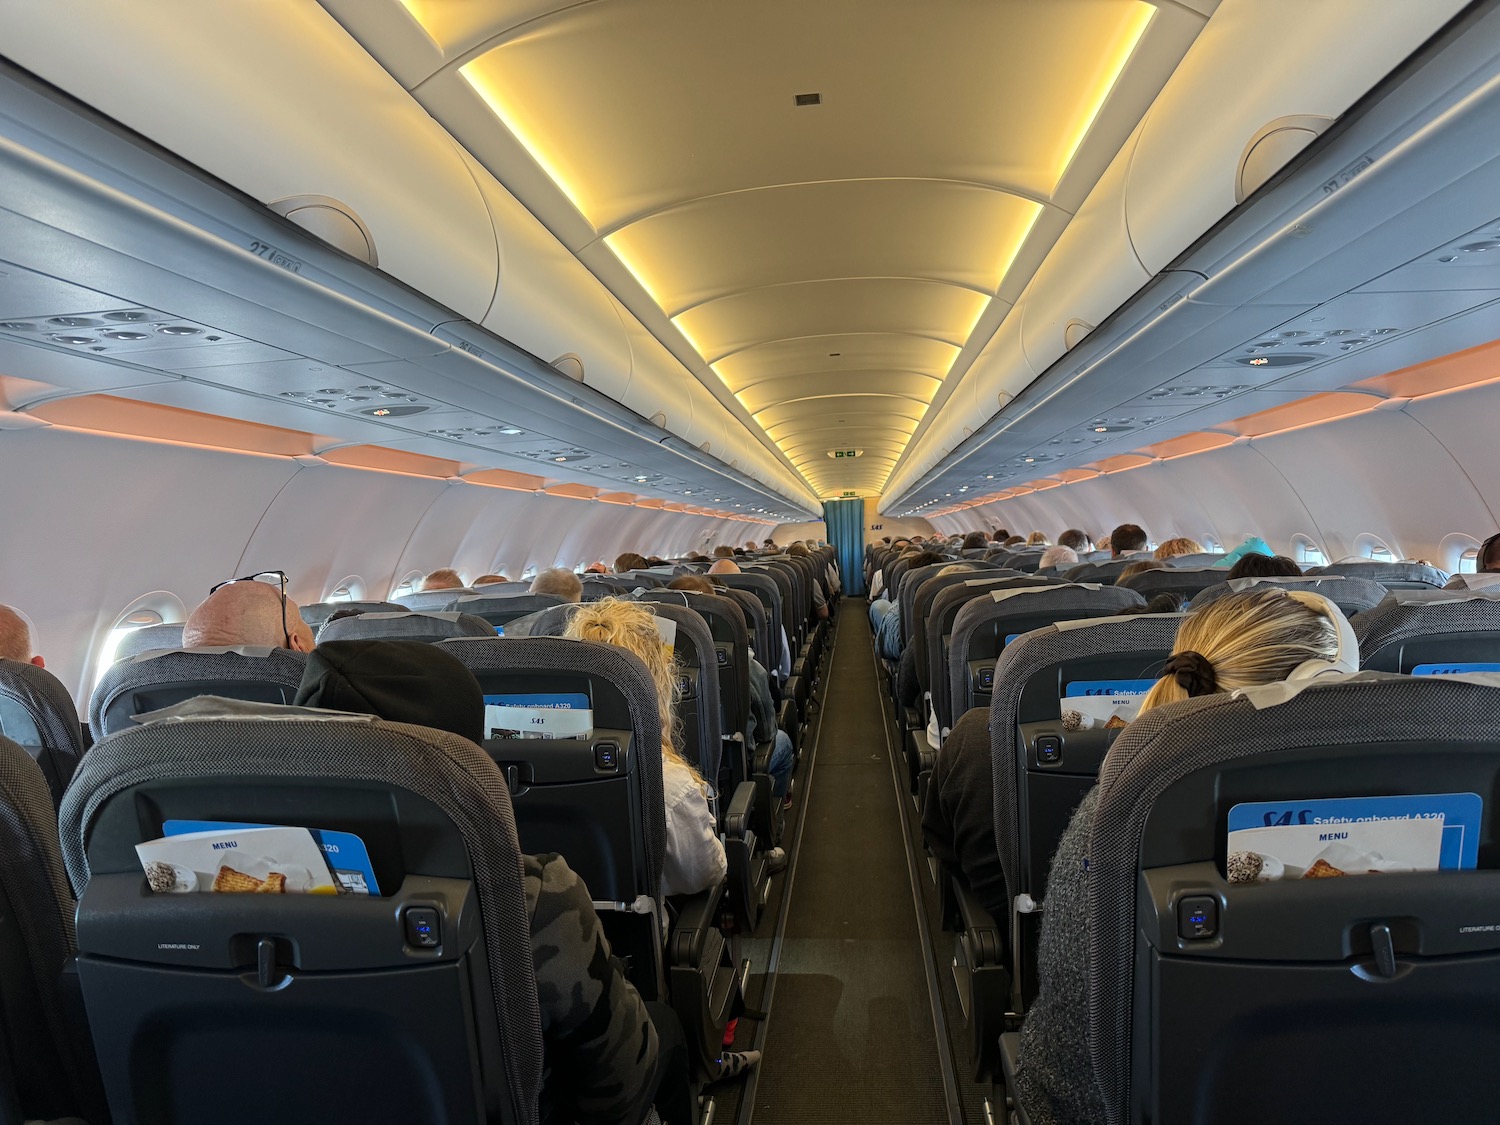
[562,598,704,791]
[1154,537,1205,561]
[1139,589,1340,714]
[1027,531,1048,546]
[420,568,464,591]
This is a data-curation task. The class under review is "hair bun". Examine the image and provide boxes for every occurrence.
[1161,650,1219,697]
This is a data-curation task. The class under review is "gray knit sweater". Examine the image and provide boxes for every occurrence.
[1013,786,1105,1125]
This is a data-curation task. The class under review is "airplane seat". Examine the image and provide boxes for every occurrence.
[89,647,309,740]
[297,600,404,628]
[1353,589,1500,672]
[1116,566,1224,603]
[636,596,773,926]
[1190,574,1388,619]
[58,700,543,1125]
[447,593,566,632]
[0,659,86,805]
[1165,552,1227,568]
[436,636,741,1082]
[983,614,1182,1016]
[111,622,185,662]
[316,610,498,645]
[392,587,480,611]
[1045,674,1500,1125]
[0,734,101,1124]
[714,573,785,678]
[1061,559,1142,585]
[1309,560,1449,589]
[581,577,632,601]
[945,584,1147,735]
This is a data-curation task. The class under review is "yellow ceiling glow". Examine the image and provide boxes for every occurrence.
[1053,2,1155,188]
[460,63,595,222]
[604,232,671,309]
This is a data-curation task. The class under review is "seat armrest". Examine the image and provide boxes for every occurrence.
[953,882,1006,966]
[667,881,725,967]
[724,781,757,838]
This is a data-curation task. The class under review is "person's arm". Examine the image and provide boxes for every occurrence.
[660,768,729,897]
[527,853,660,1125]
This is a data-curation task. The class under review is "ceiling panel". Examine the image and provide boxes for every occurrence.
[339,0,1197,496]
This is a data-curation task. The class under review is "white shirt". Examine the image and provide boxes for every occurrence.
[660,756,727,898]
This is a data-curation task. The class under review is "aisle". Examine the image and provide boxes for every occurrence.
[747,602,951,1123]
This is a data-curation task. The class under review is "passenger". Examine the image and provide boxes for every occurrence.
[875,551,944,660]
[646,556,669,568]
[713,545,735,559]
[1226,553,1302,580]
[1445,532,1500,588]
[1038,545,1078,572]
[292,640,669,1125]
[613,552,648,573]
[1117,559,1165,583]
[1095,534,1113,552]
[0,605,43,666]
[1026,531,1048,546]
[666,575,714,595]
[562,600,730,899]
[1014,588,1347,1125]
[1213,534,1274,570]
[961,531,989,550]
[1108,523,1150,558]
[763,539,778,551]
[531,567,584,603]
[921,705,1007,921]
[708,559,739,576]
[1153,537,1203,561]
[1003,535,1026,548]
[992,528,1011,542]
[473,573,510,586]
[584,561,610,574]
[181,578,315,651]
[1058,529,1090,552]
[419,567,465,592]
[1115,592,1186,615]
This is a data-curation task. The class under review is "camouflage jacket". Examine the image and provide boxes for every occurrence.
[525,852,660,1125]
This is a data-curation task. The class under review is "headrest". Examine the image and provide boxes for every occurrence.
[1282,591,1360,680]
[294,640,484,744]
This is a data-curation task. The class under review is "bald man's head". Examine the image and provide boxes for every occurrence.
[0,606,42,667]
[708,559,741,575]
[182,582,314,652]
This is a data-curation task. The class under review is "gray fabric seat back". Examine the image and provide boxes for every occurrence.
[638,602,723,789]
[716,587,770,678]
[0,659,86,805]
[946,584,1146,733]
[1117,567,1225,603]
[899,562,1004,647]
[1063,558,1141,585]
[59,701,542,1125]
[438,636,669,998]
[316,610,497,645]
[89,647,308,740]
[924,577,1058,710]
[0,734,94,1122]
[392,587,478,611]
[984,615,1182,1006]
[581,576,631,600]
[298,600,403,628]
[112,622,185,662]
[1084,674,1500,1125]
[1353,590,1500,672]
[640,590,749,748]
[1310,560,1449,588]
[713,573,784,673]
[470,581,531,595]
[504,603,585,638]
[447,594,565,631]
[1165,552,1226,568]
[1191,574,1388,618]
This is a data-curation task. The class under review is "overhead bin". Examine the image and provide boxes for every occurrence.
[887,0,1472,511]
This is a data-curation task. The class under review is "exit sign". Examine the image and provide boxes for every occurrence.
[833,449,856,458]
[841,490,857,497]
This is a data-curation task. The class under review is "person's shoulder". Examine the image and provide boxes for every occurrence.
[660,756,701,806]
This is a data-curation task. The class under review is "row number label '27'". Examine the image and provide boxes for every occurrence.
[248,239,304,274]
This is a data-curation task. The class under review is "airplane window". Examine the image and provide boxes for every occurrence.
[1460,548,1481,574]
[1356,534,1395,562]
[1292,535,1327,566]
[390,570,423,599]
[326,576,364,603]
[91,596,186,690]
[1203,535,1222,553]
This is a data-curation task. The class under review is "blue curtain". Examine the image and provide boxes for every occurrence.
[822,498,866,596]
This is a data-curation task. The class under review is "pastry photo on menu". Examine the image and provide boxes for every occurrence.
[135,825,341,895]
[1224,793,1483,884]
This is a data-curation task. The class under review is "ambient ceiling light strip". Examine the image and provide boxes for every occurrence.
[1052,1,1155,188]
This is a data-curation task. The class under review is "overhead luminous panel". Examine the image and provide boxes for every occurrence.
[604,181,1039,316]
[673,278,992,366]
[457,0,1155,231]
[755,395,926,433]
[732,372,943,416]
